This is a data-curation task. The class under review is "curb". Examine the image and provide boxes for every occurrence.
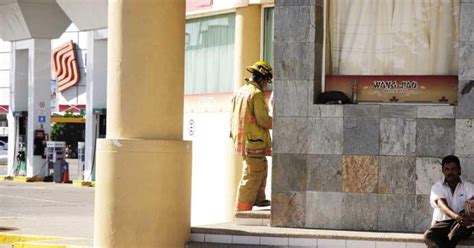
[0,233,88,248]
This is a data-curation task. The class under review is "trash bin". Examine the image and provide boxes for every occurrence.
[53,159,69,183]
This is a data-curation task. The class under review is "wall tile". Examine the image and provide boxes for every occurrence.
[232,236,260,245]
[380,105,417,119]
[307,117,343,154]
[307,154,342,192]
[406,243,427,248]
[273,117,308,154]
[343,117,380,155]
[415,194,432,233]
[459,42,474,80]
[378,194,415,232]
[460,3,474,42]
[416,157,443,195]
[344,104,380,117]
[346,240,375,248]
[274,42,315,81]
[289,237,317,247]
[274,80,309,117]
[380,118,416,156]
[342,193,378,231]
[416,119,455,157]
[260,237,289,246]
[417,105,455,119]
[342,155,378,193]
[456,80,474,119]
[456,119,474,157]
[375,241,406,248]
[273,153,307,192]
[305,192,342,229]
[271,191,305,227]
[378,156,416,194]
[274,6,315,43]
[317,239,346,248]
[205,234,232,244]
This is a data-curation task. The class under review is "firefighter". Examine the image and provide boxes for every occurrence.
[231,61,273,211]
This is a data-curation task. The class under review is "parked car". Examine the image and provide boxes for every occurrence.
[0,140,8,150]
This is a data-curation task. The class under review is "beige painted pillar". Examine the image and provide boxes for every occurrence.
[230,5,262,211]
[94,1,191,247]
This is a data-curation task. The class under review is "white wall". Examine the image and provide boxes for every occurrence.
[0,38,10,107]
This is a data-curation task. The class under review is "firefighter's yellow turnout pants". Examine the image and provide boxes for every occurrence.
[236,155,268,211]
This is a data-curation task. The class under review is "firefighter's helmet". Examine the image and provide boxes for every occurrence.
[246,61,273,82]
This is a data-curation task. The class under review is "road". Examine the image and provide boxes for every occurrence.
[0,180,94,246]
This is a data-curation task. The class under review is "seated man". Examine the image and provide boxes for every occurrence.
[424,155,474,248]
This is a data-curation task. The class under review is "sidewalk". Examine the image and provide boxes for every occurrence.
[0,180,94,247]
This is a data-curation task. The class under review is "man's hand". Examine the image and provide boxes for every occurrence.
[456,213,473,226]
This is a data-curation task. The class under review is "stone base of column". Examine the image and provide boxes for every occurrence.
[94,138,192,248]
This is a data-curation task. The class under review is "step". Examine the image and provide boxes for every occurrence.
[234,207,270,226]
[191,222,472,247]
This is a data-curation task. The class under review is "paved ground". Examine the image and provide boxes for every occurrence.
[0,180,94,246]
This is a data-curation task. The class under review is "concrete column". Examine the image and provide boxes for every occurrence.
[229,4,262,212]
[84,29,107,181]
[94,1,191,247]
[8,39,51,177]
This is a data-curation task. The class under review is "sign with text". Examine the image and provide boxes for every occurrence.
[325,75,458,104]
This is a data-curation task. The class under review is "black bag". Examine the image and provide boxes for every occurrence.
[317,91,351,104]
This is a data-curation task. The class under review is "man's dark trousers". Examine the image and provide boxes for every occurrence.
[424,219,473,248]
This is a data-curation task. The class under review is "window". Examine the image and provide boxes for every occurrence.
[185,14,236,94]
[263,7,274,67]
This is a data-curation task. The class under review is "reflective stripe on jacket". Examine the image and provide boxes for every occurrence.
[230,80,272,156]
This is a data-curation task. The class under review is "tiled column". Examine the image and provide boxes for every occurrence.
[94,1,191,247]
[8,39,51,177]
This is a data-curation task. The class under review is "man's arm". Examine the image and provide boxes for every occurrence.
[436,198,471,225]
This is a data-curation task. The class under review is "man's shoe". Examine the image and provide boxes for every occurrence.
[254,199,271,207]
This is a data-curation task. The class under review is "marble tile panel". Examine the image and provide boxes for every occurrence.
[343,117,380,155]
[273,117,308,154]
[380,118,416,156]
[305,192,342,229]
[460,157,474,182]
[342,155,378,193]
[275,0,317,6]
[307,154,342,192]
[456,119,474,157]
[456,80,474,119]
[344,104,380,117]
[416,157,443,195]
[271,191,305,227]
[380,105,417,119]
[320,105,343,117]
[272,153,307,192]
[275,6,315,43]
[273,80,309,117]
[459,42,474,80]
[460,3,474,42]
[307,117,343,155]
[416,119,455,157]
[378,194,415,232]
[378,156,416,194]
[417,105,455,119]
[341,193,378,231]
[415,194,432,233]
[274,42,315,81]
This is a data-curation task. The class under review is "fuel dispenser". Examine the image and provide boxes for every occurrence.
[46,141,68,183]
[90,108,106,181]
[10,111,27,176]
[78,142,85,180]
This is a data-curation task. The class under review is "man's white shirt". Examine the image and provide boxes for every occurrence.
[430,178,474,225]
